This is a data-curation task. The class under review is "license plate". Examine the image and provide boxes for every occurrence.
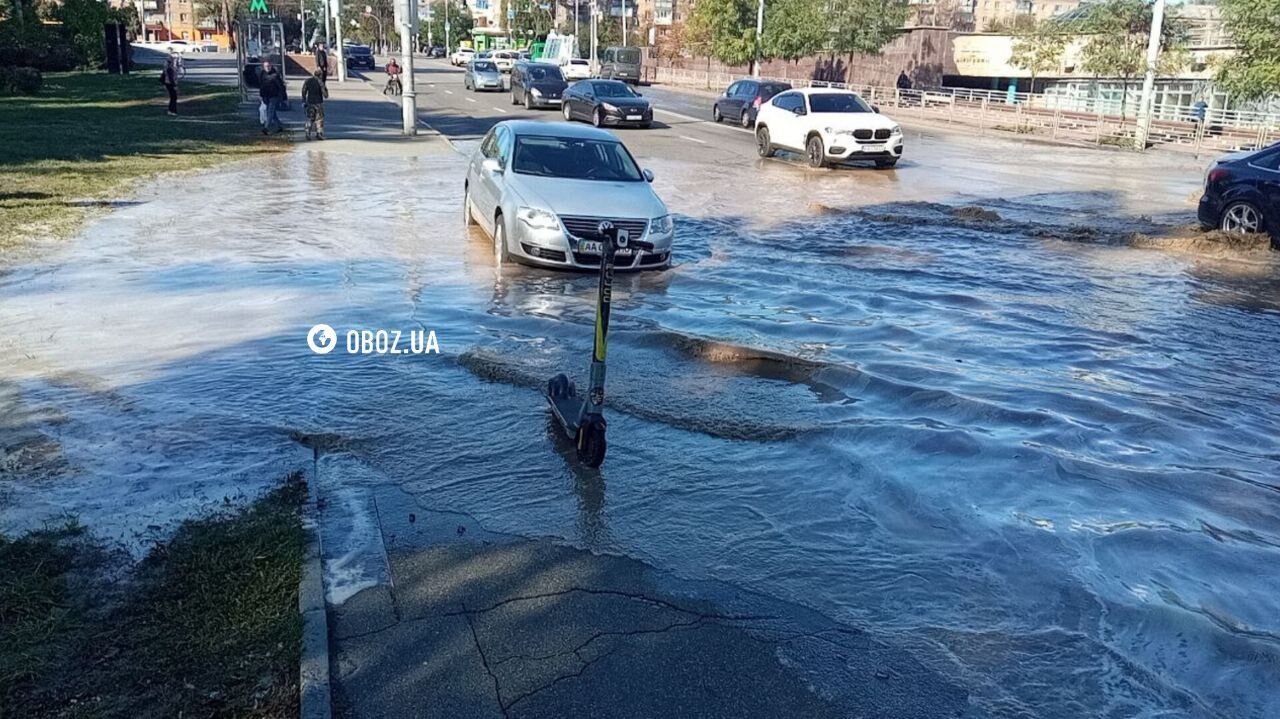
[579,240,631,256]
[626,115,642,121]
[548,98,562,104]
[862,143,885,152]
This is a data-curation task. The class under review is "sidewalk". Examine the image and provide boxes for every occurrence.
[287,77,454,157]
[316,456,978,719]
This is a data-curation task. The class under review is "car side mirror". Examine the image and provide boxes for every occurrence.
[482,157,504,174]
[635,91,643,96]
[872,105,880,113]
[792,107,806,116]
[643,169,654,182]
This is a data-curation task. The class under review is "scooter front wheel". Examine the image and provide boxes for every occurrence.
[576,417,607,468]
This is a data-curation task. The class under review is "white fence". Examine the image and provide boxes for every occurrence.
[648,66,1280,155]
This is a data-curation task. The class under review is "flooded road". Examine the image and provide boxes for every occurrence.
[2,139,1279,719]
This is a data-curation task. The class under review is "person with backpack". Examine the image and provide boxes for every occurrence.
[258,60,287,134]
[160,52,179,116]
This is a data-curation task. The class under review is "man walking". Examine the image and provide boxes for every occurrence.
[258,60,286,134]
[302,68,328,140]
[314,43,330,85]
[161,52,180,116]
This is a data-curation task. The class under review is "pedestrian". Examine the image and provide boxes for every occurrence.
[1192,99,1208,125]
[314,42,330,85]
[302,68,328,140]
[896,71,913,91]
[161,51,179,116]
[258,60,287,134]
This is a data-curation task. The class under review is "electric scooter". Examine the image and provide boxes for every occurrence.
[546,222,654,468]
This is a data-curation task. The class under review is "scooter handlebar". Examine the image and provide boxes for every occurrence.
[599,226,655,253]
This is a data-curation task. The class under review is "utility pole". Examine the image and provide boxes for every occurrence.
[590,0,598,72]
[300,0,306,48]
[753,0,764,77]
[621,0,626,45]
[396,0,418,135]
[333,0,348,80]
[445,0,451,52]
[1134,0,1166,151]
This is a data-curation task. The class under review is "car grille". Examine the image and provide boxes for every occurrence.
[874,128,891,140]
[852,129,873,140]
[521,244,566,262]
[559,216,649,241]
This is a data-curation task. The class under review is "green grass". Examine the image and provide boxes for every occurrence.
[0,72,284,254]
[0,473,307,718]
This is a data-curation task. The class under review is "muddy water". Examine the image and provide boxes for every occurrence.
[2,148,1279,719]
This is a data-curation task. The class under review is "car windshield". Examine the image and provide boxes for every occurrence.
[512,136,644,182]
[527,65,563,81]
[616,48,641,64]
[473,61,497,72]
[808,93,872,113]
[594,82,638,98]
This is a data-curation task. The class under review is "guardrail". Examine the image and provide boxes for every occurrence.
[647,66,1280,155]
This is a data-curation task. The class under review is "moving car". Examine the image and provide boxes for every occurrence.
[463,120,674,271]
[1198,143,1280,241]
[754,88,903,168]
[492,50,517,73]
[562,80,652,128]
[464,59,504,91]
[562,58,591,80]
[598,45,643,84]
[714,79,792,128]
[344,43,376,70]
[510,62,568,110]
[428,45,446,58]
[450,47,475,66]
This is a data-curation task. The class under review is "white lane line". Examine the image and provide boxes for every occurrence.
[655,107,754,135]
[677,134,707,144]
[466,97,477,103]
[444,89,453,94]
[493,107,508,114]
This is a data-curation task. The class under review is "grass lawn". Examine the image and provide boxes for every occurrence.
[0,473,307,718]
[0,72,284,254]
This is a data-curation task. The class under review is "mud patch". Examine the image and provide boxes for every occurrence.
[1128,224,1277,256]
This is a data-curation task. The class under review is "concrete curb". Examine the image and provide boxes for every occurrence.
[299,474,332,719]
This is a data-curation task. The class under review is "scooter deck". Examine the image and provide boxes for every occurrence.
[546,392,585,437]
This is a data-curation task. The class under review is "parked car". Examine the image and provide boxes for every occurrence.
[1198,143,1280,242]
[463,120,674,271]
[714,79,792,128]
[450,47,475,66]
[754,88,903,168]
[344,43,376,70]
[562,57,591,80]
[428,45,446,58]
[464,59,504,91]
[598,45,643,84]
[511,62,568,110]
[562,79,652,128]
[492,50,517,73]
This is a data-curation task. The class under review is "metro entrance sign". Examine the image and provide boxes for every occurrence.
[249,0,268,12]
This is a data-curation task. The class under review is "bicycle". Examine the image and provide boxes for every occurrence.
[383,75,402,96]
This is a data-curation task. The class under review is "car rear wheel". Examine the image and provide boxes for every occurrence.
[563,103,573,122]
[1220,201,1265,234]
[524,93,533,111]
[713,104,722,123]
[592,107,604,128]
[806,135,826,168]
[494,213,511,263]
[756,127,775,158]
[740,108,753,128]
[463,186,475,226]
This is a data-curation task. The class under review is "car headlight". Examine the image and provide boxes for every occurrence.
[517,206,560,231]
[602,102,619,113]
[530,87,542,97]
[651,214,674,234]
[890,125,902,135]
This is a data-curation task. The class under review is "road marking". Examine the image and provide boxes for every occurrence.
[678,134,707,144]
[655,107,754,135]
[466,97,477,103]
[444,89,453,94]
[493,107,508,113]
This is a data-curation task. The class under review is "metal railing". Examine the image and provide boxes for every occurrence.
[647,66,1280,155]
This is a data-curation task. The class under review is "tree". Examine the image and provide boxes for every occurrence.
[505,0,553,44]
[1076,0,1188,115]
[762,0,826,62]
[419,0,472,48]
[1008,18,1067,92]
[1215,0,1280,102]
[829,0,909,82]
[685,0,756,66]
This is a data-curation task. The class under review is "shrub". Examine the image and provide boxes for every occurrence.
[0,66,43,95]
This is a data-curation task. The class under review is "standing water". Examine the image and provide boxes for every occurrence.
[1,148,1278,718]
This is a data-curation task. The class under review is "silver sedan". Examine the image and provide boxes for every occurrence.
[464,59,504,91]
[463,121,674,271]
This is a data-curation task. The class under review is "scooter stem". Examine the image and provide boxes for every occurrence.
[587,224,619,413]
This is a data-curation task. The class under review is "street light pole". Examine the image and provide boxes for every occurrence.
[621,0,626,45]
[1134,0,1166,151]
[333,0,348,81]
[398,0,417,135]
[753,0,764,77]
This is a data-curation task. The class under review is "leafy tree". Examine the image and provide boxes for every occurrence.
[1076,0,1188,115]
[685,0,756,66]
[505,0,553,44]
[1215,0,1280,102]
[762,0,826,62]
[984,13,1036,34]
[829,0,908,80]
[419,0,472,48]
[1008,18,1067,92]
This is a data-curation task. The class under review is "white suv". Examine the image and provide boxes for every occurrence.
[754,88,903,169]
[450,47,475,66]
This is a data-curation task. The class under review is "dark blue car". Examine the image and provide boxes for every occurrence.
[1198,143,1280,243]
[343,43,375,70]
